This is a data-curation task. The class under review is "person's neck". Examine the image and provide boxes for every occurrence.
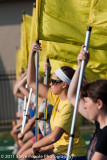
[59,90,68,101]
[97,112,107,129]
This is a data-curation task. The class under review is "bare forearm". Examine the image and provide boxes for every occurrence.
[16,121,22,129]
[67,64,81,105]
[33,133,56,149]
[15,92,24,100]
[33,127,64,149]
[27,53,36,86]
[18,75,27,88]
[13,78,26,99]
[13,74,26,92]
[22,123,31,135]
[27,42,48,99]
[19,86,29,99]
[39,144,54,155]
[23,117,35,135]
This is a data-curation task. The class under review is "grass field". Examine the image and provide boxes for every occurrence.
[0,125,95,160]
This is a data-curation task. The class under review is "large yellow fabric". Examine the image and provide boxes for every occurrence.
[29,6,48,75]
[24,14,32,59]
[47,88,87,156]
[37,0,107,49]
[29,7,36,56]
[35,0,42,40]
[39,42,79,75]
[36,0,107,80]
[38,0,90,44]
[39,42,107,80]
[88,0,107,51]
[16,48,21,79]
[20,14,32,72]
[88,0,107,29]
[38,0,107,80]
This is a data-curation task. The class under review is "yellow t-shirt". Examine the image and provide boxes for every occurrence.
[47,88,87,156]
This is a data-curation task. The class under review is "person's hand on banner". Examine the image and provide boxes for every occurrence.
[31,41,42,55]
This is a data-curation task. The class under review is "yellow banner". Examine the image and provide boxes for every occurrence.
[16,48,21,79]
[20,13,32,71]
[29,7,36,56]
[35,0,107,80]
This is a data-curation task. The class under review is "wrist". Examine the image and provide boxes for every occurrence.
[78,63,81,67]
[32,52,36,56]
[31,50,36,56]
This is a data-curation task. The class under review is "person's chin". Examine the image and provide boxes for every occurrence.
[52,90,57,95]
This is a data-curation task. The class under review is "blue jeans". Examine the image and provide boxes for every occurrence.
[55,155,87,160]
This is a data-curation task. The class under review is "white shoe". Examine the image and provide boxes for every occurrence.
[12,145,20,155]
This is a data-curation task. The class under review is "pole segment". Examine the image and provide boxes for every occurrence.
[18,99,21,113]
[21,88,32,133]
[44,58,50,136]
[35,0,40,142]
[23,84,29,119]
[35,50,39,142]
[66,26,92,160]
[21,84,29,132]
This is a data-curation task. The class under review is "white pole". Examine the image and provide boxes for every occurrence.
[66,26,92,160]
[23,84,29,119]
[18,99,21,113]
[35,51,39,141]
[21,88,32,133]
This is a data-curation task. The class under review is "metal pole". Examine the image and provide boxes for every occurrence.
[21,88,32,133]
[44,58,50,136]
[66,26,92,160]
[35,0,40,142]
[23,84,29,119]
[35,51,39,141]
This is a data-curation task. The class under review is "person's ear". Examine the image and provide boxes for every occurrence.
[62,82,68,88]
[97,99,103,110]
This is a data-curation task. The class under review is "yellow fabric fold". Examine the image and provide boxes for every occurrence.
[20,14,32,72]
[88,0,107,29]
[29,7,36,56]
[16,48,21,79]
[36,0,107,80]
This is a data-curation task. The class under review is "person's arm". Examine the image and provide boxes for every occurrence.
[18,116,36,139]
[14,121,22,130]
[13,83,24,100]
[13,74,27,100]
[19,86,29,99]
[17,74,30,98]
[18,110,44,140]
[16,112,23,120]
[32,126,64,154]
[92,152,107,160]
[67,45,90,119]
[27,41,49,99]
[38,144,54,155]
